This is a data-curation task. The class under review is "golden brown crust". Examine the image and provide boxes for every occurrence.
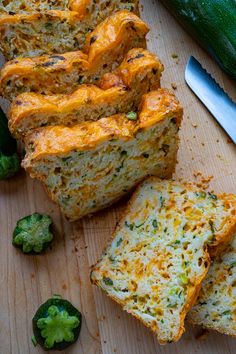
[0,10,148,99]
[91,178,236,343]
[9,48,163,138]
[22,89,182,163]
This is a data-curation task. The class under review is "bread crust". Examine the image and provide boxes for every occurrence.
[23,89,182,161]
[188,229,236,337]
[0,4,141,60]
[0,0,139,14]
[0,10,148,100]
[9,48,163,139]
[91,178,236,343]
[22,89,182,220]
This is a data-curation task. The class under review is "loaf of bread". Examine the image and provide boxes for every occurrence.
[0,1,139,60]
[0,11,148,100]
[0,0,139,15]
[9,48,163,139]
[22,89,182,221]
[91,179,236,344]
[188,231,236,337]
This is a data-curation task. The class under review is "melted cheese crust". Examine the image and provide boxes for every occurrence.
[0,0,139,14]
[22,89,182,220]
[91,179,236,344]
[0,10,148,100]
[9,48,163,139]
[0,1,139,60]
[188,233,236,337]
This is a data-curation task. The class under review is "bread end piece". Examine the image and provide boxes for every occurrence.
[22,89,182,221]
[91,179,236,343]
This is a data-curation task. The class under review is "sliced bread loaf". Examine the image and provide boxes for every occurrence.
[91,179,236,344]
[22,89,182,221]
[9,48,163,139]
[0,0,139,15]
[0,0,70,12]
[188,231,236,337]
[0,10,148,100]
[0,2,139,60]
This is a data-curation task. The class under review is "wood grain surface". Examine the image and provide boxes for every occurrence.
[0,1,235,353]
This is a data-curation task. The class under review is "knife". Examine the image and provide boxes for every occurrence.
[185,56,236,144]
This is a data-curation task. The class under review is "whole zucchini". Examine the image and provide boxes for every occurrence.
[0,106,20,180]
[160,0,236,78]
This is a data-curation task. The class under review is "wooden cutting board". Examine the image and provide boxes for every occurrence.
[0,1,235,353]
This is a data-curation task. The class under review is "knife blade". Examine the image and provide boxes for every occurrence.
[185,56,236,144]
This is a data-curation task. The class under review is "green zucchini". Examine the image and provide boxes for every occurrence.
[161,0,236,78]
[32,295,82,351]
[0,106,20,180]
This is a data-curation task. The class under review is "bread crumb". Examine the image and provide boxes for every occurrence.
[193,172,214,190]
[171,53,178,59]
[191,123,198,128]
[171,82,177,90]
[227,137,233,144]
[195,329,209,341]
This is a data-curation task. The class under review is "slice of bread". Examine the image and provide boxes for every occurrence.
[91,179,236,344]
[0,11,88,60]
[0,0,139,15]
[0,0,70,12]
[0,1,139,60]
[9,48,163,139]
[188,231,236,337]
[22,89,182,221]
[0,11,148,100]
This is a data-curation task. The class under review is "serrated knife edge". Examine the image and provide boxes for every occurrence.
[185,56,236,144]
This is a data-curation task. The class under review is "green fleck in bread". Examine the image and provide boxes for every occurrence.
[188,231,236,337]
[0,1,139,60]
[0,11,148,100]
[9,48,163,139]
[91,179,236,344]
[22,89,182,221]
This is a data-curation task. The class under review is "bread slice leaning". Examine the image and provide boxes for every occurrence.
[22,89,182,221]
[0,1,139,60]
[188,231,236,337]
[9,48,163,139]
[91,179,236,344]
[0,10,148,100]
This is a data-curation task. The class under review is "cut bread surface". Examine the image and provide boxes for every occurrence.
[0,1,139,60]
[0,0,139,14]
[0,11,87,60]
[188,232,236,337]
[0,10,148,100]
[9,48,163,139]
[91,179,236,344]
[22,89,182,221]
[0,0,70,12]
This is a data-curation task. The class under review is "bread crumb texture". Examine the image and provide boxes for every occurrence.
[0,1,139,60]
[0,10,148,100]
[188,233,236,337]
[22,89,182,221]
[9,48,163,139]
[91,179,236,344]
